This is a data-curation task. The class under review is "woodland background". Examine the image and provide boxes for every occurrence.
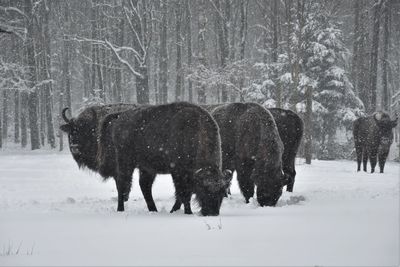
[0,0,399,162]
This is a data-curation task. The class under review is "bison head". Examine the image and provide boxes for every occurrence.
[251,164,284,207]
[60,107,98,171]
[374,112,398,140]
[194,167,233,216]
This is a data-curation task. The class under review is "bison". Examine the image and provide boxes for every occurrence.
[210,103,285,206]
[172,103,290,209]
[97,102,232,215]
[353,111,398,173]
[203,105,303,192]
[268,108,303,192]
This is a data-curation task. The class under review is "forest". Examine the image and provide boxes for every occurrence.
[0,0,399,161]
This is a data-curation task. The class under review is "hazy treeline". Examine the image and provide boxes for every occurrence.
[0,0,399,161]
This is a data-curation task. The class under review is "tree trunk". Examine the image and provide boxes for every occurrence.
[351,0,361,96]
[291,0,305,108]
[185,0,193,103]
[381,0,390,110]
[136,66,149,104]
[0,107,2,148]
[272,0,281,108]
[91,1,97,97]
[175,1,183,101]
[238,0,248,102]
[14,90,20,143]
[159,0,168,104]
[82,42,91,99]
[2,90,8,139]
[284,0,294,102]
[229,1,236,62]
[63,1,72,114]
[215,0,229,102]
[21,92,28,148]
[99,6,107,102]
[304,86,313,164]
[152,0,160,104]
[369,0,383,113]
[59,91,64,151]
[133,0,149,104]
[197,0,207,104]
[356,5,370,111]
[93,3,104,101]
[43,1,55,148]
[25,0,40,150]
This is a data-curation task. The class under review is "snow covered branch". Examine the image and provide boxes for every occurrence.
[104,39,143,78]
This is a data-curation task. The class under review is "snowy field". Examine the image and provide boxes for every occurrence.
[0,150,399,266]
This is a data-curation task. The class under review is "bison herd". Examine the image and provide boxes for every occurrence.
[60,102,397,216]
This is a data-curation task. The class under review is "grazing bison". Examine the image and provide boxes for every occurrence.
[59,104,135,172]
[203,105,303,192]
[173,103,287,208]
[268,108,303,192]
[353,111,398,173]
[210,103,285,206]
[97,102,232,215]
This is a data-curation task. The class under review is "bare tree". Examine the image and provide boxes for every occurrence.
[369,0,384,113]
[382,0,390,110]
[175,0,184,101]
[238,0,248,101]
[185,0,193,102]
[25,0,40,150]
[159,0,168,103]
[63,1,72,115]
[304,86,312,164]
[197,0,207,103]
[214,0,229,102]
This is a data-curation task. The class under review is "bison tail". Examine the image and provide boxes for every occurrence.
[96,112,122,179]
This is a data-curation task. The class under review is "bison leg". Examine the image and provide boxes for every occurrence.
[115,177,132,212]
[171,171,193,215]
[170,199,182,213]
[139,169,158,212]
[236,161,255,203]
[115,153,134,212]
[362,148,368,172]
[369,148,378,173]
[283,155,296,192]
[285,172,296,192]
[378,151,389,173]
[355,145,363,172]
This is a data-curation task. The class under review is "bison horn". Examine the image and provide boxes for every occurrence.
[62,107,71,123]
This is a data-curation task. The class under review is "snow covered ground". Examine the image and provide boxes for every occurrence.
[0,150,399,266]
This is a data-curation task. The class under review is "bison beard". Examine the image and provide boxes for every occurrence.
[97,102,232,215]
[353,111,397,173]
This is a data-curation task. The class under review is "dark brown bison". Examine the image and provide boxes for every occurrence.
[203,105,303,192]
[268,108,303,192]
[97,102,232,215]
[60,104,136,172]
[172,103,287,208]
[210,103,285,206]
[353,111,397,173]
